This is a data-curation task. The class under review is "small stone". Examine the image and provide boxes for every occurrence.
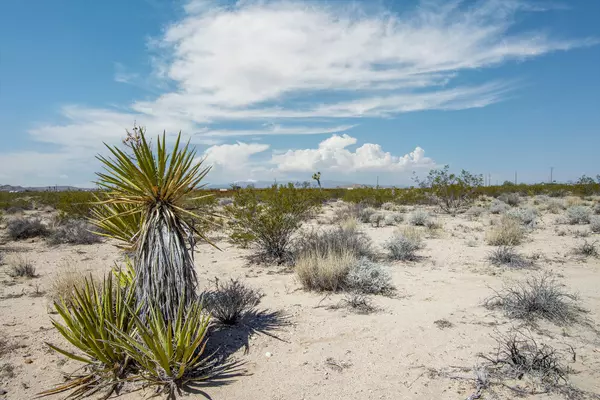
[265,352,272,358]
[24,359,33,364]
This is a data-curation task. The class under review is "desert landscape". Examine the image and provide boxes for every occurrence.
[1,179,600,400]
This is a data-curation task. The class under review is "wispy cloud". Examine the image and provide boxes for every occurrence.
[3,0,595,185]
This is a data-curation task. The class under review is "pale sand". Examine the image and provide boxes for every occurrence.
[1,200,599,399]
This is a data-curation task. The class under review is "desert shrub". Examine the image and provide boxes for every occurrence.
[505,207,537,228]
[384,228,424,261]
[573,240,598,257]
[499,193,520,207]
[48,219,102,245]
[565,196,584,208]
[590,216,600,233]
[466,206,485,218]
[413,165,483,213]
[381,202,396,211]
[408,209,430,226]
[489,199,510,214]
[339,293,376,314]
[484,273,585,325]
[226,184,320,263]
[358,206,377,223]
[295,249,356,292]
[331,202,363,223]
[6,217,49,240]
[594,202,600,215]
[7,256,36,278]
[566,206,592,225]
[486,215,524,246]
[384,213,402,226]
[487,246,532,268]
[204,278,263,325]
[294,224,373,260]
[545,198,565,214]
[345,258,395,295]
[369,212,385,227]
[479,330,571,392]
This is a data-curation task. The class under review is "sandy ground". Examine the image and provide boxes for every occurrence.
[1,199,599,400]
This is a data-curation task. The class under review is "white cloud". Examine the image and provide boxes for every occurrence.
[271,134,435,173]
[3,0,595,185]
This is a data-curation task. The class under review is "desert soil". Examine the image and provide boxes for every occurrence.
[1,200,599,400]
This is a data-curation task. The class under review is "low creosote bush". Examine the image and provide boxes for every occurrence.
[226,184,321,264]
[489,199,510,215]
[48,220,102,245]
[487,246,532,268]
[486,215,524,246]
[566,206,592,225]
[204,278,263,325]
[345,258,395,295]
[6,217,49,240]
[294,224,373,260]
[484,273,586,325]
[384,228,424,261]
[408,209,430,226]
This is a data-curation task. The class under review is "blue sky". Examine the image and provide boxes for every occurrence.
[1,0,599,187]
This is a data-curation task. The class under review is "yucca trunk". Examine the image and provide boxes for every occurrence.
[136,207,197,321]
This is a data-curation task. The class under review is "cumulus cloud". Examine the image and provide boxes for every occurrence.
[271,134,435,173]
[2,0,595,185]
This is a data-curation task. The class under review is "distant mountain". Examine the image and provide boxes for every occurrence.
[0,184,94,192]
[206,179,359,189]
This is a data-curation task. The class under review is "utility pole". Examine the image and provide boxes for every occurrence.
[550,167,554,184]
[376,176,379,189]
[514,171,517,185]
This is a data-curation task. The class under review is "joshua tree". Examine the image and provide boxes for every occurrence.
[312,171,322,189]
[92,128,214,321]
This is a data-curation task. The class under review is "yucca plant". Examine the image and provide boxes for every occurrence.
[41,276,137,399]
[112,257,136,289]
[94,128,216,322]
[108,301,215,397]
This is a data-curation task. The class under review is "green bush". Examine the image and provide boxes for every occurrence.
[226,184,321,263]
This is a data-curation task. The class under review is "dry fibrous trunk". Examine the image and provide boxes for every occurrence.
[135,208,198,322]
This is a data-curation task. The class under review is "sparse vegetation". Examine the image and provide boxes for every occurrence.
[358,206,377,223]
[487,246,532,268]
[408,209,430,226]
[499,192,520,207]
[369,212,385,227]
[486,215,525,246]
[204,278,263,325]
[504,207,538,228]
[573,240,598,257]
[294,224,373,260]
[345,258,395,295]
[7,256,36,278]
[484,273,586,325]
[590,215,600,233]
[489,199,510,214]
[6,217,49,240]
[295,249,356,292]
[384,228,424,261]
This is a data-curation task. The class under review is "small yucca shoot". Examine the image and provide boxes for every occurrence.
[108,301,214,397]
[40,276,137,399]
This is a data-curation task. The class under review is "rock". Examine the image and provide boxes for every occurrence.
[265,352,272,358]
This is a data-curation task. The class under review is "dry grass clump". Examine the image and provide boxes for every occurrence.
[566,206,592,225]
[6,217,49,240]
[338,293,377,314]
[484,273,585,325]
[544,198,566,214]
[7,256,37,278]
[487,246,532,269]
[486,216,525,246]
[294,223,373,260]
[565,196,584,208]
[384,227,424,261]
[203,278,263,325]
[48,220,102,245]
[572,240,598,258]
[48,260,95,306]
[295,249,356,292]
